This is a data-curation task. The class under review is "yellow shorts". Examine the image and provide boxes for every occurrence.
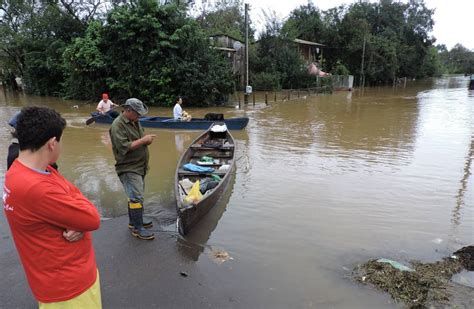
[38,270,102,309]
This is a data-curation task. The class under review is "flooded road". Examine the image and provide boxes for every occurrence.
[1,75,473,307]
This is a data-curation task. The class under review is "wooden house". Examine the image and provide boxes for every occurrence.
[209,34,245,86]
[293,38,325,64]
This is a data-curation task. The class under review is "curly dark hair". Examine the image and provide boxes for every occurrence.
[16,106,66,151]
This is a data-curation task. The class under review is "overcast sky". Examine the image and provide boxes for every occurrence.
[248,0,472,50]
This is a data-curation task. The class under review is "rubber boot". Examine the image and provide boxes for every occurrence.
[129,203,154,240]
[128,205,152,229]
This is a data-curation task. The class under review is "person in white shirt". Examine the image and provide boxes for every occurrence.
[173,96,192,121]
[97,93,118,116]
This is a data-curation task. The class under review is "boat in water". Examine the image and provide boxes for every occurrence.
[88,112,248,130]
[175,123,235,235]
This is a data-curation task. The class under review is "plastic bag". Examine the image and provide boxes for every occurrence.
[184,180,203,204]
[183,163,215,173]
[200,178,219,194]
[376,258,414,272]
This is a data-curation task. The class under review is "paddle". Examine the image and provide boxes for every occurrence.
[85,115,97,125]
[86,104,121,125]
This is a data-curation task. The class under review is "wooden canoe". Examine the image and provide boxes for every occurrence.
[175,123,236,235]
[90,112,249,130]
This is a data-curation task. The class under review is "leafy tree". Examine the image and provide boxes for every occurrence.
[420,46,442,77]
[250,11,307,90]
[0,0,90,93]
[62,0,234,105]
[194,0,254,41]
[62,21,106,99]
[440,44,474,74]
[332,61,350,76]
[281,3,324,43]
[280,0,440,85]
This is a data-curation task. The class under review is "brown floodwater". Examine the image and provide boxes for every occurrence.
[1,75,473,307]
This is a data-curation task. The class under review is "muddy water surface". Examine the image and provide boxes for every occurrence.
[0,76,472,307]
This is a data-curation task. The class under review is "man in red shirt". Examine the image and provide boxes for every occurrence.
[3,106,102,307]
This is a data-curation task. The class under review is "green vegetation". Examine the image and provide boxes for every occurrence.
[0,0,233,105]
[253,1,441,87]
[438,44,474,74]
[0,0,472,104]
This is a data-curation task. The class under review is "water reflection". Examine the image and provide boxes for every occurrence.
[174,133,192,154]
[252,89,419,173]
[1,77,473,307]
[177,173,236,262]
[453,135,474,227]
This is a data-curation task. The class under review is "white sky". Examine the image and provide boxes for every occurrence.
[248,0,473,50]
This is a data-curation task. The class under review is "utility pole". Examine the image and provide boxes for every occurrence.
[244,3,249,105]
[360,35,366,89]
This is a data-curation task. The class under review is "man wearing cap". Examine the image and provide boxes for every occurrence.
[109,98,156,240]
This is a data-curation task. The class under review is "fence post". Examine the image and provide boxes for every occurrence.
[265,92,268,105]
[238,92,241,108]
[252,92,255,105]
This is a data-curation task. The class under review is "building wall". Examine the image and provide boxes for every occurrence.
[210,35,245,87]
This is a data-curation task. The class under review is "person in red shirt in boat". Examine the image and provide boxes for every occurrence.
[97,93,119,118]
[3,106,102,308]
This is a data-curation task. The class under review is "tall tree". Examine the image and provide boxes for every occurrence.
[0,0,94,93]
[282,3,324,43]
[62,0,234,105]
[194,0,253,40]
[250,11,308,90]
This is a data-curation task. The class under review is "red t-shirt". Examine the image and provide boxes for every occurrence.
[3,160,101,303]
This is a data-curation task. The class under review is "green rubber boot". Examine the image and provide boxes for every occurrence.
[129,203,154,241]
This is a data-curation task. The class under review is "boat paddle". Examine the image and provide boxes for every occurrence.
[86,104,121,125]
[85,115,97,126]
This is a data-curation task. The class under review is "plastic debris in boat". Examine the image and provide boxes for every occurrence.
[197,155,215,165]
[179,178,194,191]
[211,174,221,181]
[184,180,203,204]
[218,164,230,171]
[211,124,227,132]
[183,163,214,173]
[199,177,219,194]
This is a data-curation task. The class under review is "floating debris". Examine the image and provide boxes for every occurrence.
[454,246,474,271]
[180,271,188,277]
[354,246,474,308]
[209,249,233,265]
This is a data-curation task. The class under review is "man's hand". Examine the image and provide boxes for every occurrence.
[63,230,84,242]
[141,134,156,145]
